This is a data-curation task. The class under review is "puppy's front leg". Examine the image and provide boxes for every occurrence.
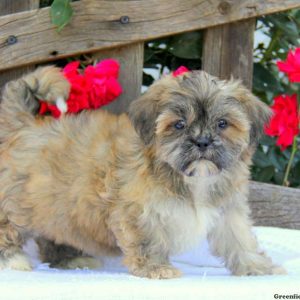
[208,197,286,276]
[123,250,181,279]
[111,215,181,279]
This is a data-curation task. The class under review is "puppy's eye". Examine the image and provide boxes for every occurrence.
[174,120,186,130]
[218,119,228,129]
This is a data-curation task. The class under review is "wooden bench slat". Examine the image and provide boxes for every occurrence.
[202,19,256,88]
[0,0,299,71]
[249,181,300,229]
[94,44,144,114]
[0,0,39,90]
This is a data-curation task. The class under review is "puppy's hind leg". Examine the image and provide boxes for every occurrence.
[36,238,102,270]
[0,212,31,271]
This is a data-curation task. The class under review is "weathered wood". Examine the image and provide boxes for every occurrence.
[202,19,255,88]
[249,181,300,230]
[0,0,39,90]
[94,43,144,114]
[0,0,299,71]
[0,0,38,12]
[91,0,144,115]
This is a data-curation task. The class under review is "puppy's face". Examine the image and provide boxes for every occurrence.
[129,71,271,177]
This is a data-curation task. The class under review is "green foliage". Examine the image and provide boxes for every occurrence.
[50,0,73,32]
[40,0,78,8]
[143,32,202,86]
[251,11,300,187]
[41,0,77,32]
[143,9,300,187]
[40,0,55,7]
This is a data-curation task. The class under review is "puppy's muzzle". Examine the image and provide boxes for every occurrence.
[193,135,213,151]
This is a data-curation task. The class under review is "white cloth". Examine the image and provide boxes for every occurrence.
[0,227,299,300]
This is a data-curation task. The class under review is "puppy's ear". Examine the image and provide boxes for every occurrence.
[128,89,160,145]
[239,89,272,146]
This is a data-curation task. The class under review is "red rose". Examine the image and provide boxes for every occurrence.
[63,63,90,113]
[39,59,122,118]
[173,66,189,77]
[47,104,62,119]
[95,59,120,78]
[265,94,299,150]
[277,48,300,83]
[84,65,106,108]
[39,101,49,115]
[84,63,122,108]
[39,101,61,118]
[63,61,80,77]
[104,77,122,103]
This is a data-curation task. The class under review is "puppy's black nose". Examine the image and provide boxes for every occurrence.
[195,136,213,151]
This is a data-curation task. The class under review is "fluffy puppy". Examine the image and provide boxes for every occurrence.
[0,67,285,278]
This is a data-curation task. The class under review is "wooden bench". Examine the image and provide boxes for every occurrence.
[0,0,299,229]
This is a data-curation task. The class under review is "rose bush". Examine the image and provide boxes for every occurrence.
[263,48,300,186]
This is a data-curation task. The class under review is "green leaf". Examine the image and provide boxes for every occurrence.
[269,148,287,171]
[270,14,299,38]
[50,0,73,32]
[293,9,300,23]
[253,63,282,93]
[169,56,201,71]
[143,72,155,86]
[168,32,202,59]
[255,166,275,182]
[252,149,272,168]
[40,0,54,7]
[274,170,284,185]
[144,48,156,63]
[259,135,275,146]
[292,161,300,179]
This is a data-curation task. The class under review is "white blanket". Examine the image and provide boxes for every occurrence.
[0,227,299,300]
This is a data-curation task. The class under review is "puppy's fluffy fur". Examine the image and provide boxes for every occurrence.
[0,67,285,278]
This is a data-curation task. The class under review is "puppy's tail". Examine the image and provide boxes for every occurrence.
[0,67,70,140]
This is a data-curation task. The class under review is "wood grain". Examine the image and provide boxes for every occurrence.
[202,19,255,88]
[91,0,144,115]
[0,0,38,12]
[94,44,144,114]
[0,0,299,71]
[0,0,39,90]
[249,181,300,230]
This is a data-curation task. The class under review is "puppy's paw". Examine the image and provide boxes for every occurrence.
[131,264,182,279]
[23,66,70,109]
[236,264,286,276]
[232,255,287,276]
[51,257,102,270]
[270,265,287,275]
[0,252,32,271]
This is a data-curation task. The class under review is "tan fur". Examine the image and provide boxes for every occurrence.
[0,67,285,278]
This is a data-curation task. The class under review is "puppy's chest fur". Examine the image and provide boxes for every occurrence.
[139,179,221,255]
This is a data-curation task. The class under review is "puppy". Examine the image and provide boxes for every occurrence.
[0,67,285,278]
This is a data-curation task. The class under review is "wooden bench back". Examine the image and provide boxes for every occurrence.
[0,0,300,229]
